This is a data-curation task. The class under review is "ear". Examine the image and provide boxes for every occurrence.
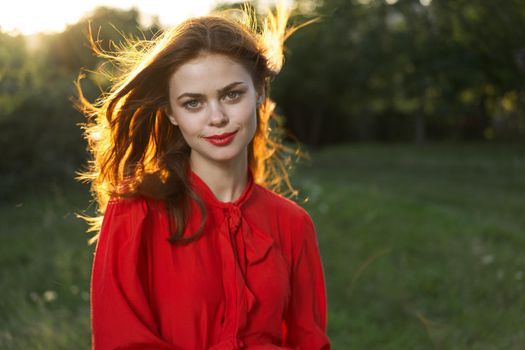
[256,90,266,107]
[164,106,178,126]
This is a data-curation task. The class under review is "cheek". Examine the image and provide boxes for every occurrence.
[233,98,257,120]
[250,112,258,137]
[244,109,258,142]
[173,112,202,134]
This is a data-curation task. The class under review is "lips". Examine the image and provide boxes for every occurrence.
[203,130,238,146]
[204,130,238,140]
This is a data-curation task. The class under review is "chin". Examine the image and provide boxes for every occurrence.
[211,151,244,163]
[196,148,243,163]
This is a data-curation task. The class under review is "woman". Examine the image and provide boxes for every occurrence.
[78,4,331,350]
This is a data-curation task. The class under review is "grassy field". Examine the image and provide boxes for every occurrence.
[1,142,524,349]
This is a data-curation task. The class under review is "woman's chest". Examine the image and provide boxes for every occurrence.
[147,220,291,325]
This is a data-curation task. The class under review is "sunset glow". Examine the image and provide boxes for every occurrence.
[1,0,230,35]
[2,0,292,35]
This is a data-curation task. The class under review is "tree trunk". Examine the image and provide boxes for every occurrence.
[415,112,426,144]
[309,111,323,148]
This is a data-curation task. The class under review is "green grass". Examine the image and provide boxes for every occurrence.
[0,183,93,349]
[1,142,524,349]
[295,142,525,349]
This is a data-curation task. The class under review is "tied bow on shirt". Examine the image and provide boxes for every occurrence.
[210,205,281,350]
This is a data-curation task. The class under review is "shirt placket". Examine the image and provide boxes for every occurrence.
[216,204,256,349]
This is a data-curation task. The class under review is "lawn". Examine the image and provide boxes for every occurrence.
[1,142,524,349]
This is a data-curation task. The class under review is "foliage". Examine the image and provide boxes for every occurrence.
[273,0,525,145]
[0,7,160,198]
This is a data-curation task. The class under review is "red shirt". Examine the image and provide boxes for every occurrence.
[91,168,331,349]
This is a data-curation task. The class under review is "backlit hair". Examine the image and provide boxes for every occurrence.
[76,3,313,245]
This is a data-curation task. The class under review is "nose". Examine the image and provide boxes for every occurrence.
[208,101,228,126]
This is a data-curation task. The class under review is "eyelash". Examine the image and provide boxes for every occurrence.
[183,90,244,110]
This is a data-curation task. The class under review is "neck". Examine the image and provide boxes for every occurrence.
[189,152,249,203]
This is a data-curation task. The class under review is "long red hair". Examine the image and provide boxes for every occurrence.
[76,4,313,245]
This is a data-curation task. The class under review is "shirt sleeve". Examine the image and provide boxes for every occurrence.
[282,211,331,350]
[91,198,180,350]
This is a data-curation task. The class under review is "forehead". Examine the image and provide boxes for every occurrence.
[168,54,253,93]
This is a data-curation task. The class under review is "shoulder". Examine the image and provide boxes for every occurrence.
[105,195,162,216]
[252,184,314,228]
[100,196,165,241]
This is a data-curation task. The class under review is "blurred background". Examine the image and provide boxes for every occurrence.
[1,0,524,348]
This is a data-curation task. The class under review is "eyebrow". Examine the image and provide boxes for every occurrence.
[176,81,246,101]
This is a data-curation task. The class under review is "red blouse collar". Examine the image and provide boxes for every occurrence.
[189,167,255,209]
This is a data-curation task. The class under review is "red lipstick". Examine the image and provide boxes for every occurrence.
[204,130,238,146]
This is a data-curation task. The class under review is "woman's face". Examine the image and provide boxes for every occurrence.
[167,53,261,171]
